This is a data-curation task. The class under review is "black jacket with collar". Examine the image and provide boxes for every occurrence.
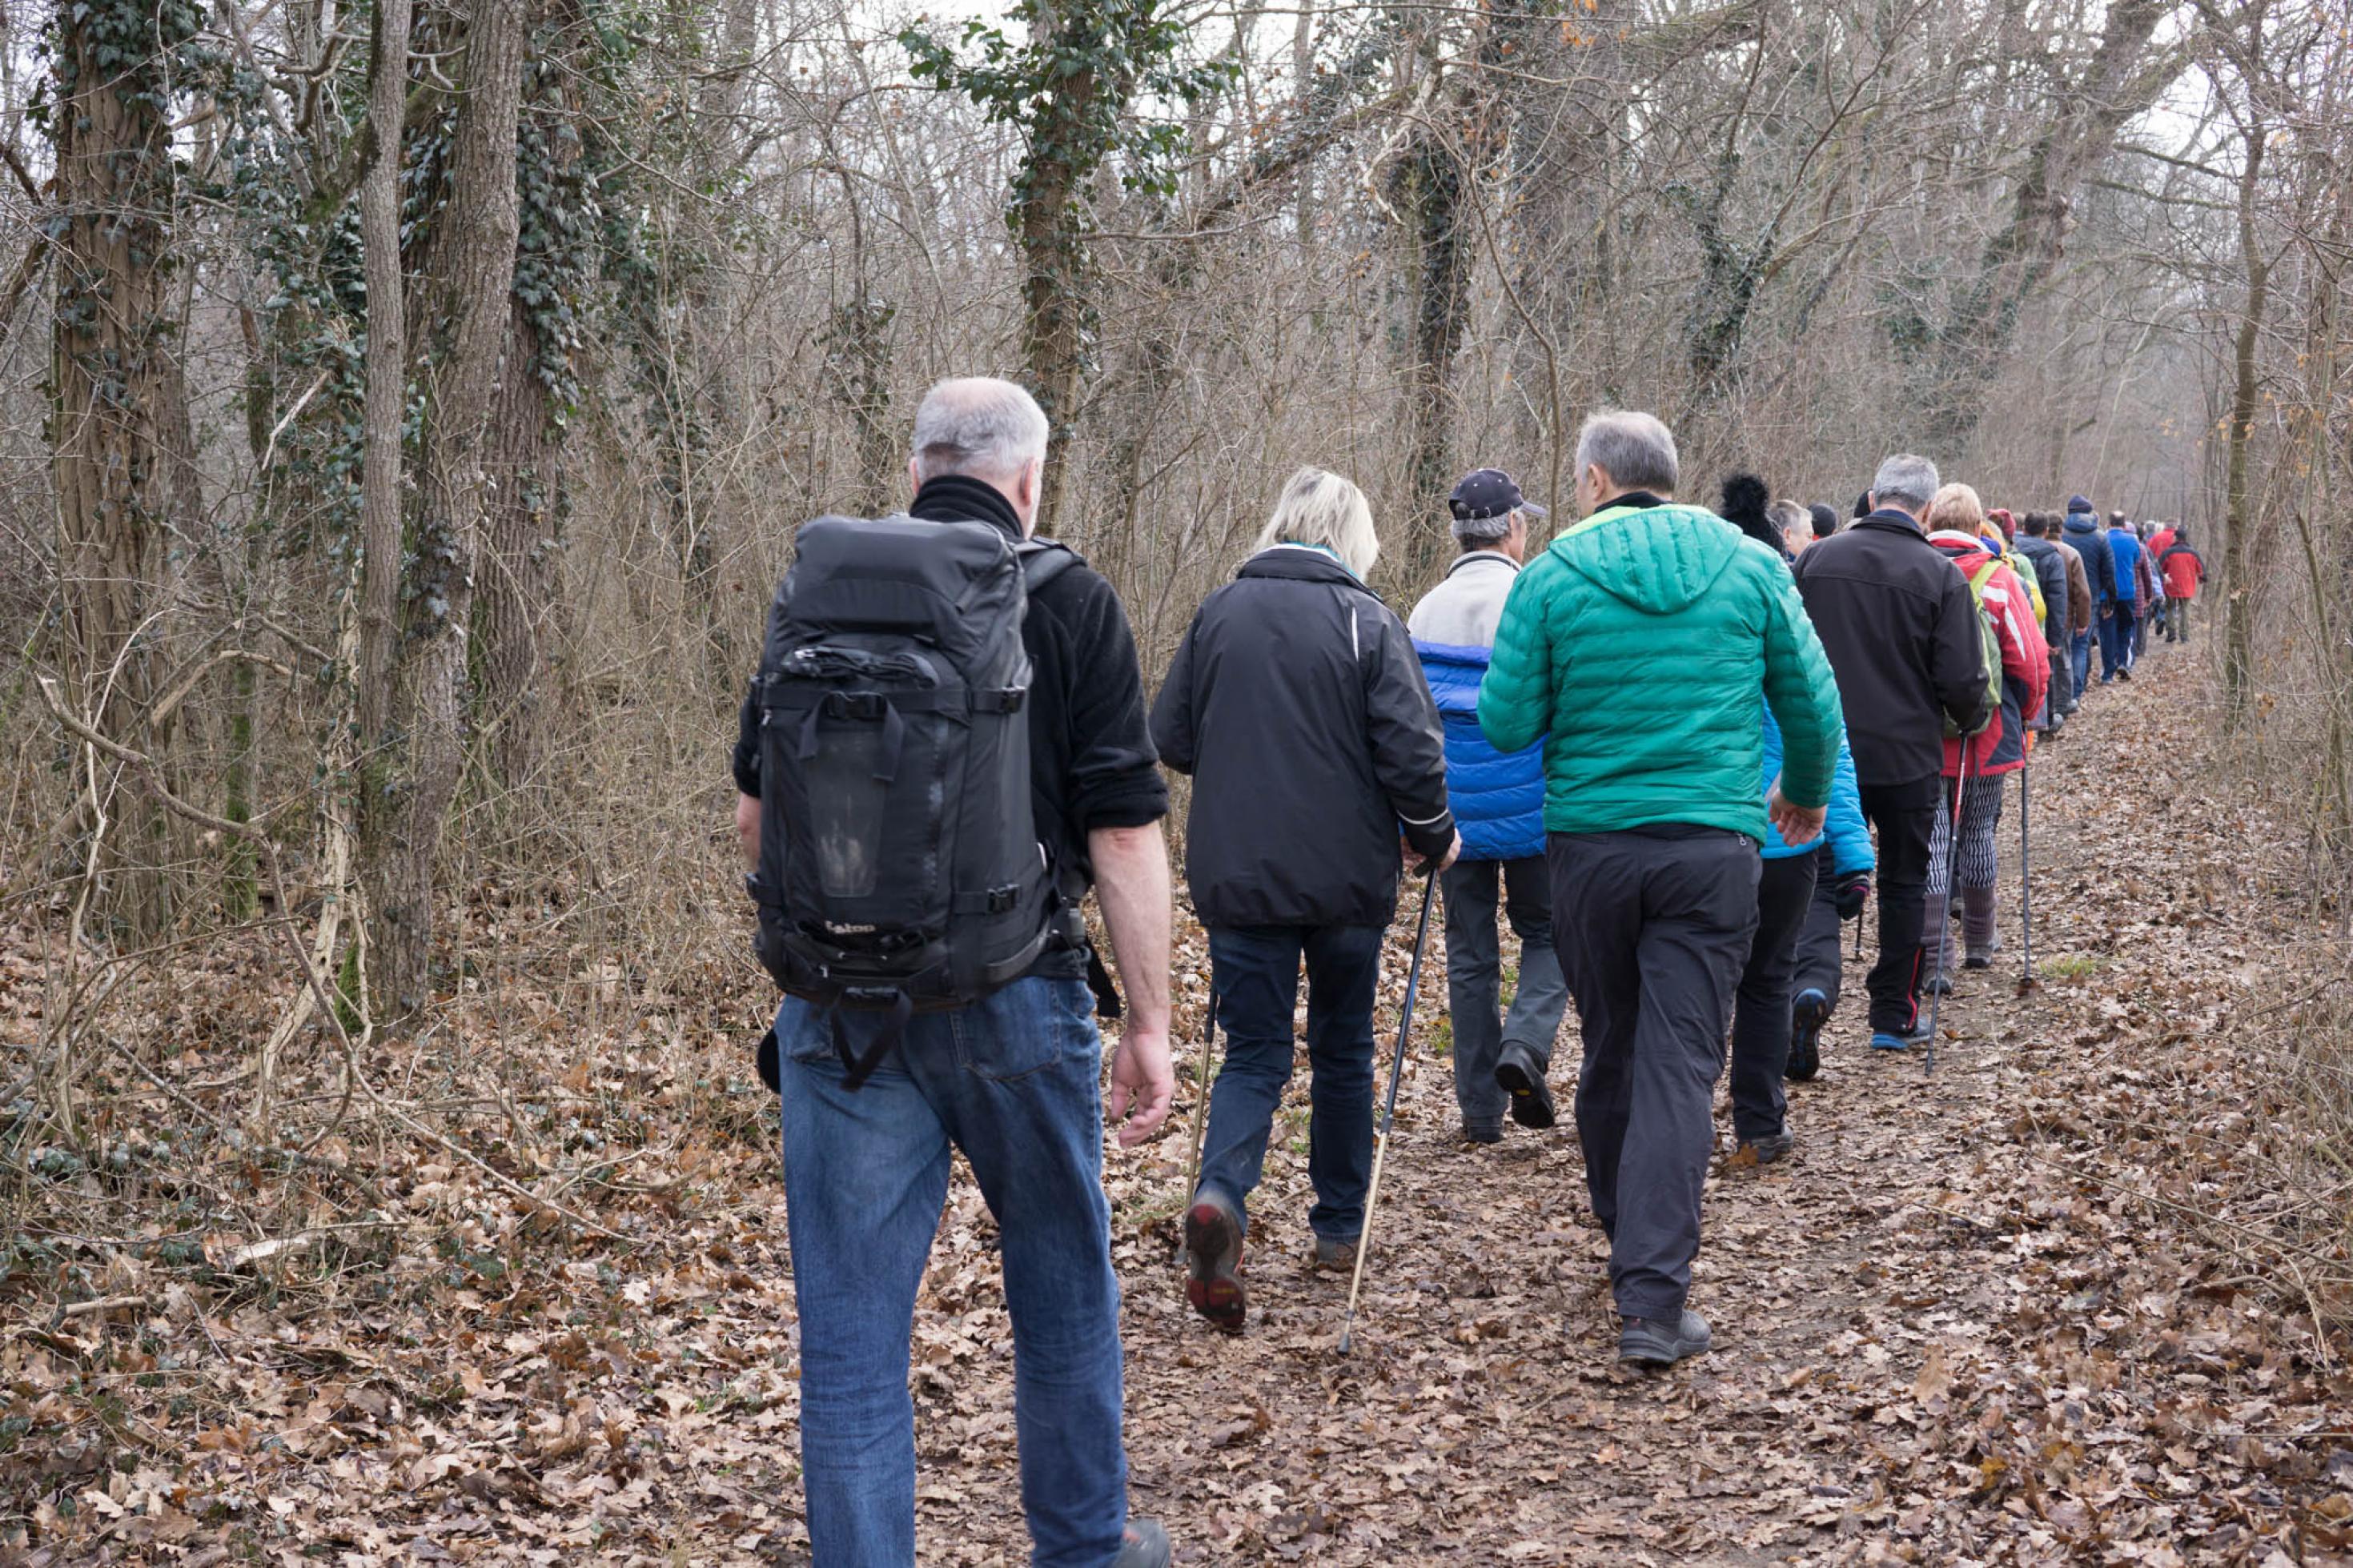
[1791,510,1994,788]
[1150,546,1454,929]
[733,476,1167,976]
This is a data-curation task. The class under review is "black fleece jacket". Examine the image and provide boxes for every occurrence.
[733,475,1168,916]
[1791,510,1994,788]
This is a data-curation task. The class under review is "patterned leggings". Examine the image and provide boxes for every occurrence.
[1929,771,2006,896]
[1928,770,2009,966]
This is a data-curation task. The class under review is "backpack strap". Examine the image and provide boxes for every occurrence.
[1968,558,2002,597]
[1018,537,1083,595]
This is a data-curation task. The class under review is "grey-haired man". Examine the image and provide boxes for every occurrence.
[1409,469,1571,1144]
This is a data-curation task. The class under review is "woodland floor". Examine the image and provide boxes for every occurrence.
[7,647,2353,1565]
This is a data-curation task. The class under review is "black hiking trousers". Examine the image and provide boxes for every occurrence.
[1855,776,1940,1037]
[1729,850,1820,1143]
[1549,828,1758,1323]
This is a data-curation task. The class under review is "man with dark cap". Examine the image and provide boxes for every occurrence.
[1411,468,1570,1144]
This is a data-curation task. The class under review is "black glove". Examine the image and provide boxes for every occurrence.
[1832,872,1871,921]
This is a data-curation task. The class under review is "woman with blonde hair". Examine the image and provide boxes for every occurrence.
[1150,465,1459,1333]
[1921,480,2050,979]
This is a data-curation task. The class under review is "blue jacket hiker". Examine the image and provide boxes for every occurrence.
[1407,474,1573,1145]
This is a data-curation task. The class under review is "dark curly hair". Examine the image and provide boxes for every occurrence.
[1718,472,1780,551]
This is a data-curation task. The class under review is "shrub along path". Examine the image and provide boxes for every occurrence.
[7,648,2350,1565]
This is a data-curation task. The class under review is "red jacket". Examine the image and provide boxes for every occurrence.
[2148,527,2176,560]
[1931,533,2050,778]
[2159,543,2205,600]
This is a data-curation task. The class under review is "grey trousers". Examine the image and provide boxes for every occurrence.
[1440,855,1570,1129]
[1550,829,1760,1321]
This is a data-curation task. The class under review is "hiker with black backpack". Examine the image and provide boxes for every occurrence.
[1150,466,1460,1335]
[733,377,1180,1568]
[1791,455,1995,1053]
[1923,484,2050,982]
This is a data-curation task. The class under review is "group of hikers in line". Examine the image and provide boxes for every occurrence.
[729,376,2203,1567]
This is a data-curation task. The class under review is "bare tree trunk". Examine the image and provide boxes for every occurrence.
[360,0,527,1017]
[478,0,589,788]
[1922,0,2174,443]
[480,292,559,786]
[356,0,412,757]
[47,0,192,936]
[2221,99,2270,730]
[1394,117,1472,589]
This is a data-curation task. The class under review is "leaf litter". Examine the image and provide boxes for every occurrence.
[4,654,2351,1563]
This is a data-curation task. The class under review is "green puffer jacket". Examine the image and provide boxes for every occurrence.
[1476,500,1843,842]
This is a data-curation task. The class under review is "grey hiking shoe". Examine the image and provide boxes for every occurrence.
[1311,1234,1358,1273]
[1114,1518,1171,1568]
[1460,1119,1504,1146]
[1618,1309,1712,1369]
[1737,1132,1793,1165]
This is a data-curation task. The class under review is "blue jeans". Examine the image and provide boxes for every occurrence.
[2099,607,2136,679]
[773,976,1126,1568]
[1199,924,1384,1243]
[2070,629,2092,696]
[1440,856,1570,1128]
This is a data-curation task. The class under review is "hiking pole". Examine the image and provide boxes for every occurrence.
[2017,755,2039,997]
[1337,868,1440,1356]
[1923,740,1976,1077]
[1175,995,1219,1260]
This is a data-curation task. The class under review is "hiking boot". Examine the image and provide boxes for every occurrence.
[1618,1309,1711,1369]
[1311,1234,1357,1273]
[1183,1190,1247,1333]
[1922,972,1953,996]
[1786,988,1828,1082]
[2118,668,2132,682]
[1737,1131,1794,1165]
[1869,1025,1929,1052]
[1114,1519,1172,1568]
[1460,1119,1504,1146]
[1493,1043,1556,1130]
[1962,947,1994,970]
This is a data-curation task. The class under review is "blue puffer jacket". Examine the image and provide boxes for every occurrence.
[1417,640,1545,862]
[1761,705,1872,872]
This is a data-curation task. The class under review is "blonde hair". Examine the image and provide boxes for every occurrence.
[1256,466,1380,579]
[1925,481,1986,536]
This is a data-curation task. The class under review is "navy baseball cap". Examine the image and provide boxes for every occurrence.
[1448,467,1548,521]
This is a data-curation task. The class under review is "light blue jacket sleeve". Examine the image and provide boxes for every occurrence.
[1825,736,1873,875]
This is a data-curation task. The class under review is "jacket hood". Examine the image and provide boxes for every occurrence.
[1929,531,1995,570]
[1548,502,1746,616]
[2062,514,2101,535]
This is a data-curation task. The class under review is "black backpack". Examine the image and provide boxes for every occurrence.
[746,515,1086,1089]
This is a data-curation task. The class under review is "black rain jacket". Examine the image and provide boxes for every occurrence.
[1151,547,1454,929]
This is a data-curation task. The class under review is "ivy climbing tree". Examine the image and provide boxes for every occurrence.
[902,0,1230,535]
[41,0,210,934]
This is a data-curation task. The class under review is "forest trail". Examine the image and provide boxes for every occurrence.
[11,648,2352,1566]
[886,643,2353,1566]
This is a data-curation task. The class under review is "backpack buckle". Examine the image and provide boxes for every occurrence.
[824,692,889,722]
[986,884,1020,915]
